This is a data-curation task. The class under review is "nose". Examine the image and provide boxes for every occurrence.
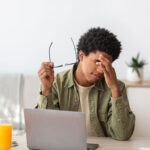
[96,66,103,74]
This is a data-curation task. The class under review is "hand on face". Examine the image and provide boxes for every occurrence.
[96,55,118,90]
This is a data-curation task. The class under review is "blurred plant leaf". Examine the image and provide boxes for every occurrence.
[127,52,147,77]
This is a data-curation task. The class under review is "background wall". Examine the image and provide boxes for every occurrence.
[0,0,150,80]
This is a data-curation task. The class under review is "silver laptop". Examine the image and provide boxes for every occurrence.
[24,109,87,150]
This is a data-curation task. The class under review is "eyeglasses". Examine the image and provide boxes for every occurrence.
[49,38,78,69]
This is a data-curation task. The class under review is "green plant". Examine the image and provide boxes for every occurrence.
[126,53,147,77]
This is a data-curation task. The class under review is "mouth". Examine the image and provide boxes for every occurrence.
[91,73,102,80]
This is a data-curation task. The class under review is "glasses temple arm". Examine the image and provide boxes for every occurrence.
[49,42,53,62]
[70,37,78,62]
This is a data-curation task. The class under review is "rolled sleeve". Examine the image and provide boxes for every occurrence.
[107,84,135,140]
[35,84,59,110]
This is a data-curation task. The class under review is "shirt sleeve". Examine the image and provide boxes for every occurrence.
[35,80,60,110]
[107,83,135,140]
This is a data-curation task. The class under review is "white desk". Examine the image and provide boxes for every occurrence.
[11,135,150,150]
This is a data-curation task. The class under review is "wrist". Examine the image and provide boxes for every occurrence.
[42,88,52,96]
[111,85,121,98]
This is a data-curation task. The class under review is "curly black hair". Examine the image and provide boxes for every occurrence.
[77,27,122,61]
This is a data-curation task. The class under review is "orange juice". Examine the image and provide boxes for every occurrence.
[0,124,12,150]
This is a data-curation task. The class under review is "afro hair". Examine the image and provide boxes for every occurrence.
[77,27,122,61]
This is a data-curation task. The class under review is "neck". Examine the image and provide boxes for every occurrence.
[74,63,93,87]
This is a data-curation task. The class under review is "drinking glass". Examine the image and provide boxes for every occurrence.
[0,119,12,150]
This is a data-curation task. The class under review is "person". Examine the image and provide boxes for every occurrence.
[36,27,135,140]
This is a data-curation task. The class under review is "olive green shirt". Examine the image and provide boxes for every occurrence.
[36,64,135,141]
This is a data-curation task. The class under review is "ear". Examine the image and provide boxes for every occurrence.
[78,50,84,61]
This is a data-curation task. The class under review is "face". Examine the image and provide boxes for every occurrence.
[78,50,113,84]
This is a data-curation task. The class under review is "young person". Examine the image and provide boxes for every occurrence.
[36,27,135,140]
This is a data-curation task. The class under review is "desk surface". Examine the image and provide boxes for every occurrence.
[12,135,150,150]
[123,80,150,88]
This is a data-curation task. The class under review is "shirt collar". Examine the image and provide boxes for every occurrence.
[64,63,77,88]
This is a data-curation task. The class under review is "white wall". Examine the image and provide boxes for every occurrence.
[0,0,150,79]
[127,88,150,137]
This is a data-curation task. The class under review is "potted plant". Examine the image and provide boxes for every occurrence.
[126,53,147,83]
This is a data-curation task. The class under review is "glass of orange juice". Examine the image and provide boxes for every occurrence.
[0,119,12,150]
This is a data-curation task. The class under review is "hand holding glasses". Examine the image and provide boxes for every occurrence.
[49,38,78,69]
[38,38,77,96]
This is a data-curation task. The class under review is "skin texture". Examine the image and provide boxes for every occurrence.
[38,50,120,98]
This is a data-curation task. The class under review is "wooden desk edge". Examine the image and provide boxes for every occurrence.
[122,80,150,88]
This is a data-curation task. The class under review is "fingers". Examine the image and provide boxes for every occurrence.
[48,62,54,68]
[40,71,51,80]
[97,62,110,78]
[40,62,54,71]
[39,68,50,76]
[97,55,113,73]
[96,54,115,78]
[38,62,54,79]
[96,60,116,81]
[40,62,54,69]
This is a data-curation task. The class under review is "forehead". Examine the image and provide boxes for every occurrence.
[87,50,113,62]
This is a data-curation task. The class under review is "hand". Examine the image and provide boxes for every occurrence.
[96,55,120,98]
[38,62,54,96]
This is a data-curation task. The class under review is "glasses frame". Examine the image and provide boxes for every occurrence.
[49,38,78,69]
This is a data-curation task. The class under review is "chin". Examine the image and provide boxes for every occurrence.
[88,78,98,84]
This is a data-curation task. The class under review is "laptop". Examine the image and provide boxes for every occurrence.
[24,109,99,150]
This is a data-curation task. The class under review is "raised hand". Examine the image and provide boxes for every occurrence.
[38,62,54,96]
[96,55,121,98]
